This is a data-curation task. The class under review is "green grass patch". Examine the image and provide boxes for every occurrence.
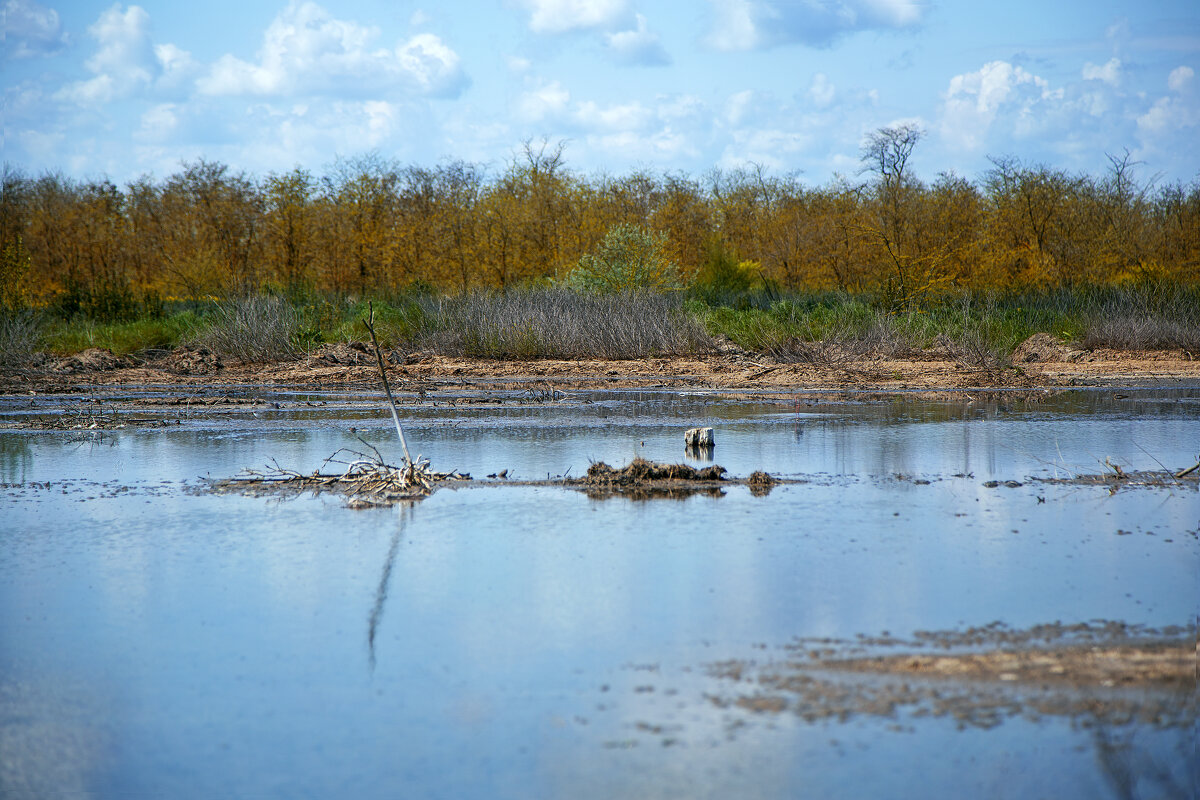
[44,312,201,356]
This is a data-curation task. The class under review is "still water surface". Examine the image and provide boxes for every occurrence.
[1,388,1197,798]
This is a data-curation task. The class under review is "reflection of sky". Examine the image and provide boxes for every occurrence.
[1,391,1198,798]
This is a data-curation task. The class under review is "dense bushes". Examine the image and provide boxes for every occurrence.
[2,141,1197,309]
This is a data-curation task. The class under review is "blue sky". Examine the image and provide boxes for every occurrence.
[3,0,1198,185]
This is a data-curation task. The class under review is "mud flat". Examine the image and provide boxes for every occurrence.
[4,344,1200,400]
[704,622,1196,731]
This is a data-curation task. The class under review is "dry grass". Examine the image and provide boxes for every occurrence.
[418,288,714,359]
[0,310,43,368]
[1080,315,1200,352]
[193,295,303,363]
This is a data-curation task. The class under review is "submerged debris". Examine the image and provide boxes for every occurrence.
[214,445,470,507]
[1031,469,1199,490]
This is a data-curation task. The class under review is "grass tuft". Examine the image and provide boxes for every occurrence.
[0,310,44,367]
[192,296,303,363]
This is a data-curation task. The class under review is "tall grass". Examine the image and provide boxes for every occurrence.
[0,310,44,367]
[416,289,713,359]
[19,282,1197,365]
[192,296,303,362]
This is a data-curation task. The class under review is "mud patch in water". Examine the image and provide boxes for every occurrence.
[700,621,1196,732]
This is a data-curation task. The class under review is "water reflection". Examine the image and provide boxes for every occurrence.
[367,514,405,672]
[0,435,33,483]
[0,387,1197,799]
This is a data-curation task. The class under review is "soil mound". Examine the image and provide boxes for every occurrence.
[159,345,223,375]
[1012,333,1068,363]
[50,347,133,373]
[311,341,375,366]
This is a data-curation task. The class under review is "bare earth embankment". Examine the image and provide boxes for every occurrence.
[2,339,1198,399]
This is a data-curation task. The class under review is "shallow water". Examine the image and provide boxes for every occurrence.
[1,388,1197,799]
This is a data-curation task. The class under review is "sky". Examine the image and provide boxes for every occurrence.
[3,0,1198,186]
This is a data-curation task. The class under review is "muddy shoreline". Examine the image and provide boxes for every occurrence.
[3,345,1199,401]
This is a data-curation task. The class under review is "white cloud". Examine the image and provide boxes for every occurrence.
[605,13,669,66]
[136,103,180,143]
[2,0,68,58]
[196,2,467,99]
[723,89,760,125]
[939,60,1056,150]
[706,0,758,51]
[719,128,811,170]
[1082,57,1121,86]
[54,3,176,105]
[518,0,630,34]
[517,80,570,121]
[574,99,652,131]
[705,0,926,51]
[1167,66,1194,93]
[808,73,835,108]
[1136,93,1198,138]
[397,32,469,97]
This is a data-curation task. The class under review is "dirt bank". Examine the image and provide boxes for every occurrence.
[3,342,1198,397]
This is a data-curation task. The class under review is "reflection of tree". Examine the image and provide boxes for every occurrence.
[367,512,407,672]
[0,435,33,482]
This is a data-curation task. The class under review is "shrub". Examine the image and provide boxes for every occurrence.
[193,295,303,362]
[0,310,43,367]
[569,224,681,293]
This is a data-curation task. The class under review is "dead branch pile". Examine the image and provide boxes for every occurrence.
[222,445,469,506]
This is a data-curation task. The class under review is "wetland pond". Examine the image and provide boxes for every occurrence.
[1,386,1197,799]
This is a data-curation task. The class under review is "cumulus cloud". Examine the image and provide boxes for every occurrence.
[935,56,1200,181]
[517,80,570,121]
[1167,65,1194,93]
[1082,57,1121,86]
[3,0,68,58]
[1136,73,1198,138]
[196,1,468,99]
[517,0,630,34]
[605,14,670,66]
[719,127,812,170]
[54,4,197,105]
[705,0,925,51]
[938,60,1058,151]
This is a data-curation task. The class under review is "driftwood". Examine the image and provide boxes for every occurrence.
[219,445,469,505]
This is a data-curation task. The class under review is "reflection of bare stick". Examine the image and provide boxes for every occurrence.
[364,301,413,467]
[368,524,402,672]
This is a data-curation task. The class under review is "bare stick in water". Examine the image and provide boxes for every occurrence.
[364,301,413,467]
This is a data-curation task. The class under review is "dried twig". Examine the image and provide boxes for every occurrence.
[1175,458,1200,479]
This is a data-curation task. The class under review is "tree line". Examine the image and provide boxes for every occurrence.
[2,131,1198,316]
